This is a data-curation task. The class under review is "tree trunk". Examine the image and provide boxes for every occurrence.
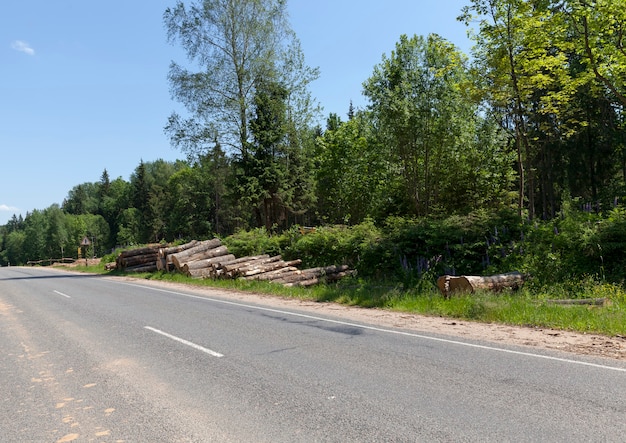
[437,271,525,298]
[546,298,608,306]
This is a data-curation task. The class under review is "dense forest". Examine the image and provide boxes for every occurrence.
[2,0,626,287]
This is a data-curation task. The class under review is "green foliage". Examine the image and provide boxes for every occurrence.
[117,208,141,247]
[222,227,282,258]
[2,230,26,265]
[234,78,317,230]
[216,205,625,292]
[460,0,626,219]
[363,33,512,217]
[371,210,524,283]
[282,220,381,271]
[314,112,387,224]
[164,0,318,158]
[3,0,626,298]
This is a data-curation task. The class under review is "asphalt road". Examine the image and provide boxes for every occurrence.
[1,266,626,442]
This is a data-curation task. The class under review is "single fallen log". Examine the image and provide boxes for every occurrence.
[545,298,609,306]
[437,271,525,298]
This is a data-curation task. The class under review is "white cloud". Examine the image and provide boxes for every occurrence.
[11,40,35,56]
[0,204,19,212]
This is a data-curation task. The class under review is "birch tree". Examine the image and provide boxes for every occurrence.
[164,0,318,158]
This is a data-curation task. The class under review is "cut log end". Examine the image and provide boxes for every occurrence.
[437,271,525,298]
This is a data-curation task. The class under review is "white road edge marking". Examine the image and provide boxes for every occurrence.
[53,290,71,298]
[144,326,224,358]
[123,282,626,372]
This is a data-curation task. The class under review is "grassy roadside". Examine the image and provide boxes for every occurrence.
[71,263,626,337]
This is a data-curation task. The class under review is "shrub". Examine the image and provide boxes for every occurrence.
[222,227,281,257]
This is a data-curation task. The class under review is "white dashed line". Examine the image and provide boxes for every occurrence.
[144,326,224,358]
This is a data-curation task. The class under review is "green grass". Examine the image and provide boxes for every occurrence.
[82,262,626,337]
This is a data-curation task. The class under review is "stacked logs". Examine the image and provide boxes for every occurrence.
[156,240,199,271]
[115,244,162,273]
[167,238,227,272]
[211,255,302,280]
[246,264,356,287]
[114,238,355,287]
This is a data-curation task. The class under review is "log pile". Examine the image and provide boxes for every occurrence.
[157,240,199,271]
[437,271,525,298]
[114,238,355,287]
[168,238,225,272]
[115,244,162,273]
[258,265,356,287]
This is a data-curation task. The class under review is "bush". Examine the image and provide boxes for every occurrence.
[221,204,626,290]
[284,220,382,271]
[222,227,282,257]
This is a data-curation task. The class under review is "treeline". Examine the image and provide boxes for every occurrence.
[1,0,626,276]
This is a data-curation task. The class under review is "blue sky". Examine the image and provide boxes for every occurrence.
[1,0,471,225]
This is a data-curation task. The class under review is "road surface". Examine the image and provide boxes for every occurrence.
[1,266,625,442]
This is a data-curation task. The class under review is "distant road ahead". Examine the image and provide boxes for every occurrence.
[1,267,625,442]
